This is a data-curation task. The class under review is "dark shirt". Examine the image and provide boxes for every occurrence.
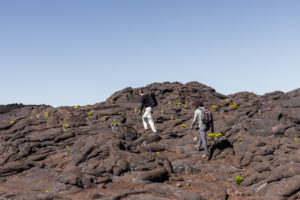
[140,94,152,112]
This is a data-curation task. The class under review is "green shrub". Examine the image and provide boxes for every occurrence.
[9,120,14,124]
[180,124,186,128]
[229,103,238,110]
[211,105,218,110]
[237,138,242,142]
[73,105,79,109]
[235,176,244,185]
[175,102,182,106]
[208,133,222,139]
[110,122,119,127]
[88,110,94,116]
[249,93,256,98]
[63,124,70,128]
[44,112,49,118]
[225,99,231,102]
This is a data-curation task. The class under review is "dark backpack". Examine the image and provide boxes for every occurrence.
[150,93,158,107]
[200,108,213,124]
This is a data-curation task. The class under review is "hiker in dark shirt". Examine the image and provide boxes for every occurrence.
[191,100,214,159]
[138,90,157,134]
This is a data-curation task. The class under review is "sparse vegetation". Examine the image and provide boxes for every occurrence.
[235,176,244,185]
[211,105,218,110]
[249,93,256,98]
[110,122,119,127]
[237,138,242,142]
[180,124,186,128]
[73,105,79,109]
[87,110,94,116]
[9,120,14,124]
[44,112,49,118]
[229,103,238,110]
[175,102,182,106]
[208,133,222,140]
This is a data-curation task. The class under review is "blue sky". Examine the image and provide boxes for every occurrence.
[0,0,299,107]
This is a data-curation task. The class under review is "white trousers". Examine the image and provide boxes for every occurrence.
[142,107,157,133]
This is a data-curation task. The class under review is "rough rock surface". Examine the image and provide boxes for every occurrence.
[0,81,299,200]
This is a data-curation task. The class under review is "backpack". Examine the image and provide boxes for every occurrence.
[150,93,158,107]
[200,108,213,124]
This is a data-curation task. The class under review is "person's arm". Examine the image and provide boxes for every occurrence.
[191,110,198,128]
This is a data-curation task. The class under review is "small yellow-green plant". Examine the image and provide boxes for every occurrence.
[211,105,218,110]
[180,124,186,128]
[170,114,174,120]
[208,133,222,139]
[294,137,298,142]
[87,110,94,116]
[73,105,79,109]
[44,112,49,118]
[36,114,40,118]
[102,116,108,120]
[63,124,70,128]
[225,99,231,102]
[237,138,242,142]
[110,122,119,127]
[157,152,160,155]
[249,93,256,98]
[185,100,189,104]
[229,103,238,110]
[65,146,70,149]
[168,101,172,105]
[175,102,182,106]
[161,109,165,114]
[9,120,15,124]
[84,105,89,108]
[235,176,244,185]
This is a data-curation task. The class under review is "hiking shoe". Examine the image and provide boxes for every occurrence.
[202,154,209,160]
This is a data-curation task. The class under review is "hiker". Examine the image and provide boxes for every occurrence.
[191,100,214,159]
[138,90,157,134]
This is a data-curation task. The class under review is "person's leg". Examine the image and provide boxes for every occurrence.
[197,130,202,149]
[146,107,157,133]
[200,130,209,156]
[142,110,149,130]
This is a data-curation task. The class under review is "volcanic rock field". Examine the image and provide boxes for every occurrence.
[0,82,299,200]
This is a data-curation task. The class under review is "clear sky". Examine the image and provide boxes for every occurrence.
[0,0,299,107]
